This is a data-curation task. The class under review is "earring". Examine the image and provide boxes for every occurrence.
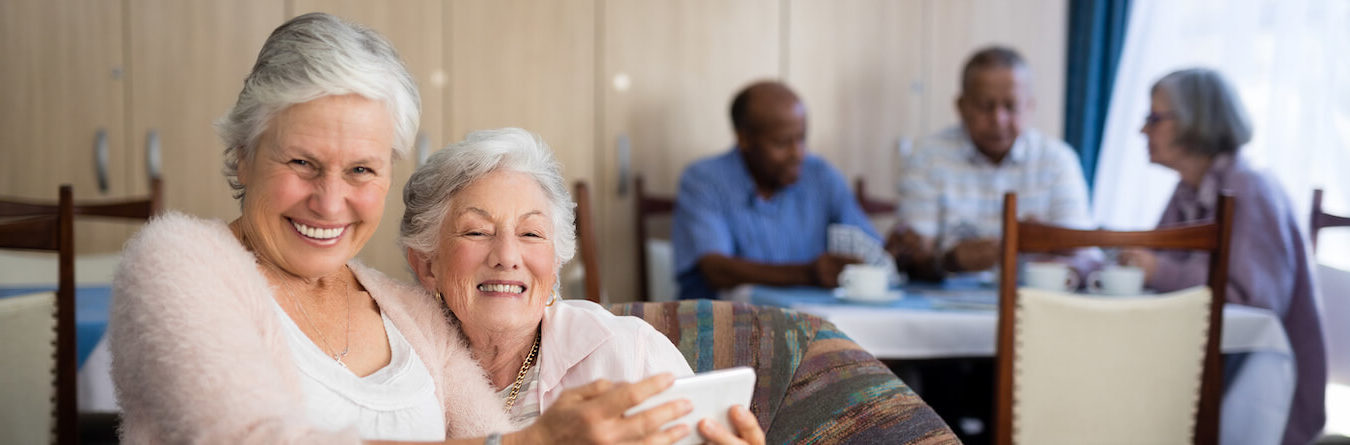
[545,289,559,307]
[434,291,445,304]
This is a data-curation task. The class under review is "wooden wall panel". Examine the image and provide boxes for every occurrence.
[600,0,782,302]
[125,0,285,242]
[786,0,924,210]
[0,0,128,252]
[289,0,447,279]
[923,0,1068,139]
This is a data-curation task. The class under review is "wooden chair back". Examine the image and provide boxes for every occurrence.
[1311,188,1350,251]
[0,179,161,444]
[573,181,602,303]
[0,185,76,444]
[995,192,1233,445]
[634,175,675,302]
[853,177,896,216]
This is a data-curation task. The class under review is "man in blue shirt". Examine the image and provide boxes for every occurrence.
[672,80,879,300]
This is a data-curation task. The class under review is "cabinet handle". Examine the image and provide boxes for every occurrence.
[146,129,162,180]
[616,133,630,197]
[94,128,109,194]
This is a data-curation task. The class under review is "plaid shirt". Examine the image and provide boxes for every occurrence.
[896,125,1091,253]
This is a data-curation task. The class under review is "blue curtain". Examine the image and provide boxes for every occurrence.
[1064,0,1131,190]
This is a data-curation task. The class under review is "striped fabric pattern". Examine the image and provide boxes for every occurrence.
[608,300,957,444]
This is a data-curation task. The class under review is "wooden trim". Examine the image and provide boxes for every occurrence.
[1311,188,1350,251]
[634,175,651,302]
[1194,194,1234,445]
[854,177,897,216]
[55,185,78,445]
[574,181,603,303]
[994,193,1018,445]
[633,175,675,302]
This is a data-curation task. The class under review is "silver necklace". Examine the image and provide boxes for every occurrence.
[286,277,352,368]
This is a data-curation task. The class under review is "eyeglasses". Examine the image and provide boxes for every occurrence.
[1143,112,1174,126]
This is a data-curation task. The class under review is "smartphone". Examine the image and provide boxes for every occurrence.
[624,367,756,445]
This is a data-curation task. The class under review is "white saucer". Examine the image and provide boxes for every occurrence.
[833,288,903,303]
[1084,288,1155,297]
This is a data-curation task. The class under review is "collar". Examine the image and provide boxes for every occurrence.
[728,146,798,206]
[535,301,613,396]
[1176,153,1239,219]
[959,125,1029,166]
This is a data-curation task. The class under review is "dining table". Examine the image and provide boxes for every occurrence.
[729,277,1295,445]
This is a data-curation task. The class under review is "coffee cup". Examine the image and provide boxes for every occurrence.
[1088,265,1146,296]
[838,264,889,299]
[1024,262,1079,292]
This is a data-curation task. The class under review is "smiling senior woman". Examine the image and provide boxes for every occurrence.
[110,13,523,443]
[402,128,766,444]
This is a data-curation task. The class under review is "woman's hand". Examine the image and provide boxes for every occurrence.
[1118,248,1158,282]
[696,405,765,445]
[518,374,693,444]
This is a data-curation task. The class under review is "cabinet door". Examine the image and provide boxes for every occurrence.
[601,0,781,302]
[923,0,1068,138]
[0,0,129,252]
[289,1,447,279]
[124,0,285,228]
[786,0,925,216]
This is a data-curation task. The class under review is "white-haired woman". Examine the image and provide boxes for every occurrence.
[1119,68,1326,445]
[110,13,601,443]
[403,128,766,444]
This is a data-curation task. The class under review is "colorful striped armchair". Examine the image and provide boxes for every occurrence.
[608,299,956,444]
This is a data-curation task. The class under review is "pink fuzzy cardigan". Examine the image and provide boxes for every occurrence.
[109,212,513,443]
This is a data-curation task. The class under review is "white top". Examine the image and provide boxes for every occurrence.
[273,302,446,441]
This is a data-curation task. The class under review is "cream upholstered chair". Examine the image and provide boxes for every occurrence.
[0,291,60,444]
[1012,287,1214,444]
[996,192,1234,445]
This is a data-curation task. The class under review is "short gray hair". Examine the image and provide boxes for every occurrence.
[1152,68,1253,156]
[217,12,420,199]
[400,128,577,270]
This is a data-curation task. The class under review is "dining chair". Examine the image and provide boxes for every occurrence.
[0,185,76,444]
[633,175,676,302]
[1311,188,1350,251]
[853,177,897,216]
[573,181,602,303]
[0,179,162,445]
[995,192,1234,445]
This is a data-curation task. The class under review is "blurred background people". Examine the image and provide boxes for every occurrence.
[673,81,877,300]
[1119,67,1326,445]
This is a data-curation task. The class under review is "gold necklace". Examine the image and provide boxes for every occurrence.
[503,332,541,412]
[286,276,352,368]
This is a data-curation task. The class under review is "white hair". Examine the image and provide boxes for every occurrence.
[216,12,420,199]
[400,128,577,270]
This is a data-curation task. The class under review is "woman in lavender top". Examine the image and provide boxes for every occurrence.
[1120,68,1326,445]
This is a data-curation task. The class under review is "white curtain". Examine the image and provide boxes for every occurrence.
[1093,0,1350,267]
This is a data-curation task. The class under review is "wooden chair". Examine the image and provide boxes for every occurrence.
[0,180,162,444]
[573,181,602,303]
[1311,188,1350,251]
[995,192,1233,445]
[853,177,896,216]
[0,186,76,444]
[633,175,675,302]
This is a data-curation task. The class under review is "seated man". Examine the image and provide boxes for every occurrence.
[673,80,878,300]
[889,46,1092,281]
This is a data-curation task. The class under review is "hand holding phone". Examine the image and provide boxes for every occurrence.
[623,367,757,445]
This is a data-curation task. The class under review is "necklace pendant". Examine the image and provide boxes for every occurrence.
[335,355,347,368]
